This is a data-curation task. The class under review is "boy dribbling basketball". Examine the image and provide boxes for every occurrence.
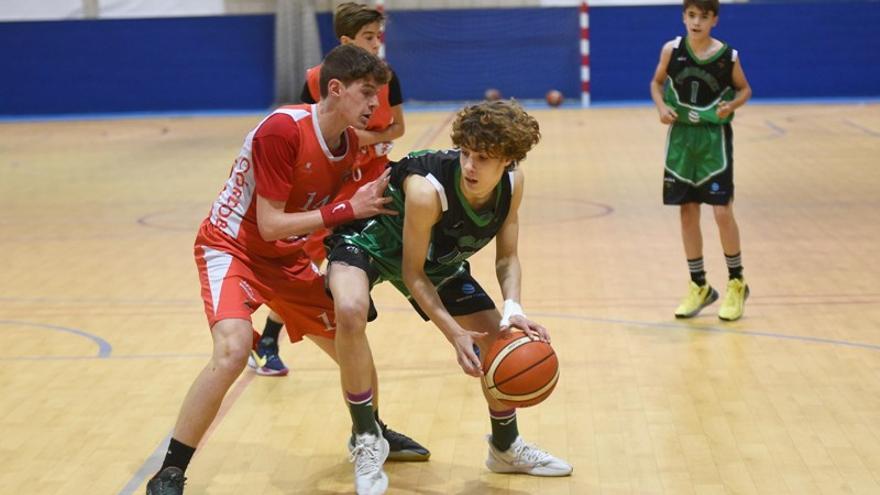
[325,99,572,494]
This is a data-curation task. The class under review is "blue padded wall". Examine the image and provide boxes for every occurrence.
[0,15,274,115]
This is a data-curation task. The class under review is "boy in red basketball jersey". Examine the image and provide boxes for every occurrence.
[145,45,395,495]
[252,2,406,378]
[323,100,573,494]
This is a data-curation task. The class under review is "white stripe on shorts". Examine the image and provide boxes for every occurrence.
[202,246,233,316]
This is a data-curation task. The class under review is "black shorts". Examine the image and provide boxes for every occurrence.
[326,242,496,322]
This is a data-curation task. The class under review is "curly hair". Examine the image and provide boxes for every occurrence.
[450,100,541,163]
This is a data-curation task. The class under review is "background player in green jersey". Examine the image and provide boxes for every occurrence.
[650,0,753,321]
[325,100,572,494]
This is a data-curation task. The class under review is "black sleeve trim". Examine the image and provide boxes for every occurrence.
[388,70,403,107]
[300,82,317,104]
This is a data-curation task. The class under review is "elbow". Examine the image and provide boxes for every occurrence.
[402,268,419,292]
[394,122,406,140]
[257,222,281,242]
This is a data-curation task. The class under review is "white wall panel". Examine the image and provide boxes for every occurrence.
[0,0,85,20]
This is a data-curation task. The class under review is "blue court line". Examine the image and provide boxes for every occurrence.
[762,119,787,137]
[0,320,112,357]
[529,312,880,352]
[842,118,880,137]
[107,304,880,493]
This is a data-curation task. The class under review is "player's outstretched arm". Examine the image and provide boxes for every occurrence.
[256,194,325,241]
[401,175,483,377]
[255,168,396,242]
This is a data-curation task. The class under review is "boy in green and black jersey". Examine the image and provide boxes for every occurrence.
[650,0,753,321]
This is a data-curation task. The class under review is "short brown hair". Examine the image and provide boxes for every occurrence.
[451,100,541,163]
[684,0,719,15]
[319,44,390,98]
[334,2,385,40]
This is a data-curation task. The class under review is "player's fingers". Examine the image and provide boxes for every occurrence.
[468,353,484,376]
[534,324,551,343]
[376,207,398,216]
[461,359,480,377]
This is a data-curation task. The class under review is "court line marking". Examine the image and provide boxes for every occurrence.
[529,312,880,352]
[117,372,256,495]
[4,311,877,491]
[0,320,112,358]
[842,118,880,137]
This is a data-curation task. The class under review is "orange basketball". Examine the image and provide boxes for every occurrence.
[545,89,564,107]
[482,331,559,408]
[484,87,502,101]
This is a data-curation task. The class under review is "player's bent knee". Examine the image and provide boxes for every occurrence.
[210,320,253,374]
[334,298,370,333]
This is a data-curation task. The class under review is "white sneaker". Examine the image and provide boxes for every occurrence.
[486,435,573,477]
[350,432,390,495]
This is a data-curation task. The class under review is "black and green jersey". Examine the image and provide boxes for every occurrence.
[334,149,515,295]
[664,36,737,125]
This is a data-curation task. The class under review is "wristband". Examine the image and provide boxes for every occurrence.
[319,200,355,228]
[500,299,525,328]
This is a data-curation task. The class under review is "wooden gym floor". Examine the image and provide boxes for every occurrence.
[1,102,879,494]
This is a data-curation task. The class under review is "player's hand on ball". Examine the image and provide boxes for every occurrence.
[503,315,550,343]
[451,331,484,377]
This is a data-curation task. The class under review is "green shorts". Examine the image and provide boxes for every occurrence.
[663,123,734,205]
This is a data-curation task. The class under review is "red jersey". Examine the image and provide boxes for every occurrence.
[206,104,358,259]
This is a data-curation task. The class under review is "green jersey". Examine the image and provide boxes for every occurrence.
[334,149,515,296]
[663,36,736,125]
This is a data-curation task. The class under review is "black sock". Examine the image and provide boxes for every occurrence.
[260,317,283,345]
[158,437,196,475]
[489,409,519,452]
[687,257,707,286]
[725,252,744,280]
[346,389,379,436]
[373,409,384,428]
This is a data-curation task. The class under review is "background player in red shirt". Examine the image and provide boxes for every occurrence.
[253,2,406,379]
[146,44,393,495]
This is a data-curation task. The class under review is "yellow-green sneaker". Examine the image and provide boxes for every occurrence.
[718,278,750,321]
[674,281,719,318]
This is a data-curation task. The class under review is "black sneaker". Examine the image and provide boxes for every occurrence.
[379,419,431,462]
[146,467,186,495]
